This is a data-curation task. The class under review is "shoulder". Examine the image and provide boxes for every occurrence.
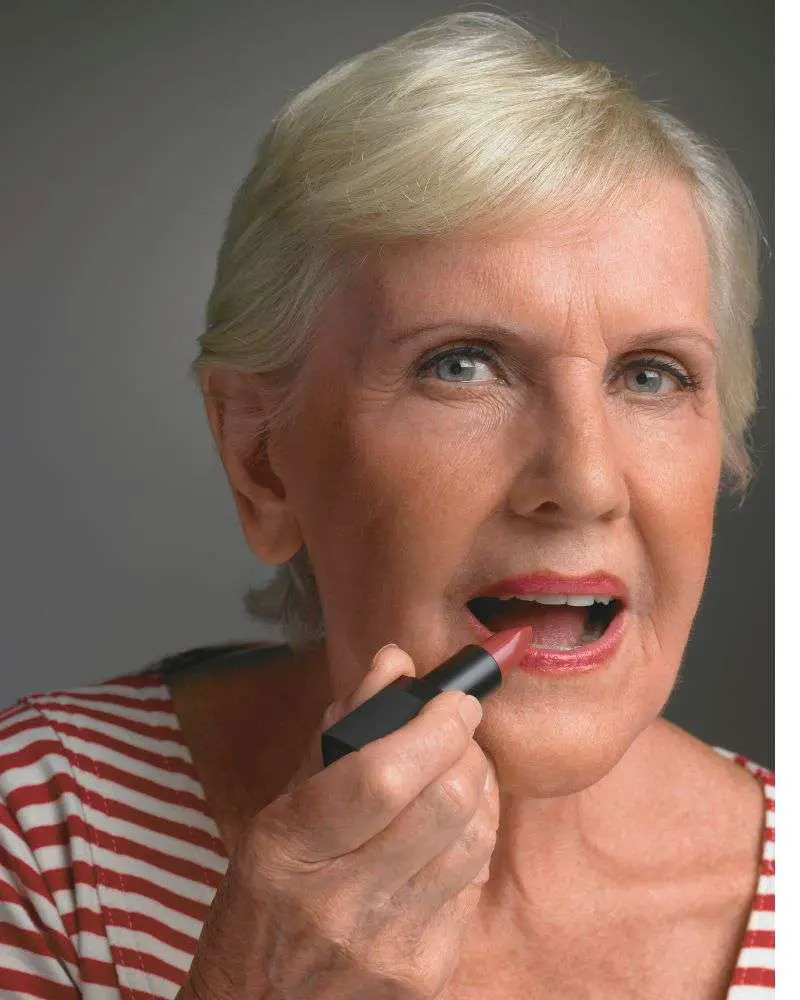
[647,724,775,992]
[0,686,135,991]
[651,721,769,841]
[0,670,177,835]
[0,694,72,842]
[711,744,774,798]
[0,664,214,865]
[621,720,769,892]
[631,725,772,915]
[1,668,182,766]
[0,662,249,996]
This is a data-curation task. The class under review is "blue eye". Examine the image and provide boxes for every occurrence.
[419,346,498,383]
[625,367,672,394]
[622,360,693,395]
[416,347,698,395]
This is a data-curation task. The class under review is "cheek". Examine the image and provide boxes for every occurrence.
[641,407,720,540]
[292,399,504,604]
[628,407,721,643]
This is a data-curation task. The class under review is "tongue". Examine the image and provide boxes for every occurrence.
[481,601,588,648]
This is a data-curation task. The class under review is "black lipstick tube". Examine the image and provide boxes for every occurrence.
[321,643,505,768]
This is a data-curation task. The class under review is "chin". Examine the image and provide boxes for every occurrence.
[476,699,654,799]
[472,626,683,798]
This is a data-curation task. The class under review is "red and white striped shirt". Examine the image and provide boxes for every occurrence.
[0,651,775,998]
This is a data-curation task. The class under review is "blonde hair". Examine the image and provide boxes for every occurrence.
[190,12,763,648]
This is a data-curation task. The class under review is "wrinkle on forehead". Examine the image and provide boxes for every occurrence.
[351,176,713,350]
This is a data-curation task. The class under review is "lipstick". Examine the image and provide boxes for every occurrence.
[321,626,532,767]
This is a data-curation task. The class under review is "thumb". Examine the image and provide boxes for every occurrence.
[282,642,416,794]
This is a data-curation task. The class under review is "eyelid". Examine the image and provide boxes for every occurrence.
[623,351,688,367]
[420,339,498,360]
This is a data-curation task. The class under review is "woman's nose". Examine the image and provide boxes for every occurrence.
[507,383,630,527]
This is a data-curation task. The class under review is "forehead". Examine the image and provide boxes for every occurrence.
[355,176,712,334]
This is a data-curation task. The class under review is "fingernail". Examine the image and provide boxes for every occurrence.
[374,643,399,662]
[459,695,483,729]
[322,701,340,727]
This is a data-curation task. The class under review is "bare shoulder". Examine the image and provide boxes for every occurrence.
[640,719,766,881]
[168,641,333,759]
[166,642,333,854]
[595,721,766,993]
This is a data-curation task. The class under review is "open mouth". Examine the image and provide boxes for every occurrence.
[466,595,623,651]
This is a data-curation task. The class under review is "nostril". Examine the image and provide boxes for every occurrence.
[536,501,561,514]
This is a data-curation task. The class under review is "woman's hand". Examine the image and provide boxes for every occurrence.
[178,643,500,1000]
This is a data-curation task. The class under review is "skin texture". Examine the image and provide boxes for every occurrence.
[197,175,765,997]
[210,175,721,788]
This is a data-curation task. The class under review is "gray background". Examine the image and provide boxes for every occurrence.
[0,0,773,768]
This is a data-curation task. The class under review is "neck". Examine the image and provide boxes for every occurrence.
[475,719,675,934]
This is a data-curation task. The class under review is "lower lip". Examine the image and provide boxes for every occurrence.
[469,607,627,674]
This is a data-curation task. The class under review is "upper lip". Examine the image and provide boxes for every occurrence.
[469,571,629,604]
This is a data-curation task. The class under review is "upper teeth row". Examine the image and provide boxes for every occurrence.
[494,594,614,606]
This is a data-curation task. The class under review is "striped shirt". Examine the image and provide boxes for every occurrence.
[0,649,775,998]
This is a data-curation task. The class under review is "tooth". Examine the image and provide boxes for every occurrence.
[493,594,553,603]
[486,593,617,605]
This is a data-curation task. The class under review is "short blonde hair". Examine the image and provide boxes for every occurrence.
[191,12,763,648]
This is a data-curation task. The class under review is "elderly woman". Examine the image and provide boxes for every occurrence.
[0,12,772,1000]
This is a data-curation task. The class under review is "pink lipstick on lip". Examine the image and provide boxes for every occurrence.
[469,611,626,674]
[468,571,628,675]
[478,571,629,602]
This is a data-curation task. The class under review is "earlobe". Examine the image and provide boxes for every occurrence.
[200,368,304,565]
[235,498,304,565]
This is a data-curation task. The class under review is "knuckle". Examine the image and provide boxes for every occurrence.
[359,754,411,810]
[436,770,478,820]
[427,701,472,748]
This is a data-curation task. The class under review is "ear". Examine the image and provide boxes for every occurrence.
[200,367,303,565]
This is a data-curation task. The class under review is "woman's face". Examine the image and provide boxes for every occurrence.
[268,175,722,794]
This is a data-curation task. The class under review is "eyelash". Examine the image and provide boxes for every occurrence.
[417,344,701,392]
